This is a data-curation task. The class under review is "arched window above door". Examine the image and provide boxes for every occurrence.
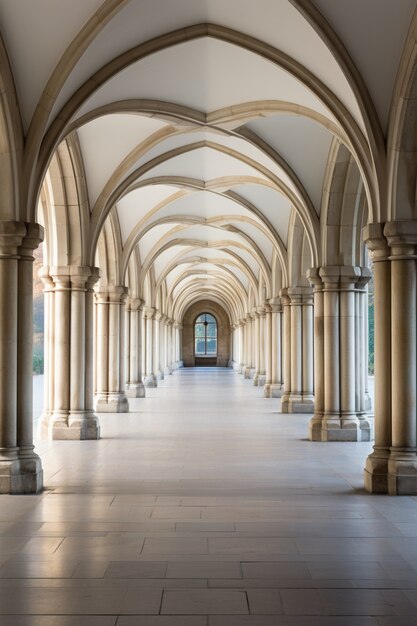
[194,313,217,356]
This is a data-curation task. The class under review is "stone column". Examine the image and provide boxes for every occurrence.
[164,318,172,375]
[385,222,417,495]
[238,321,245,373]
[125,298,145,398]
[153,311,163,380]
[40,265,101,438]
[269,298,283,397]
[95,286,129,413]
[171,321,177,370]
[308,266,371,441]
[282,287,314,414]
[250,312,256,378]
[263,304,272,396]
[280,289,291,412]
[178,324,184,367]
[252,309,260,385]
[0,222,43,493]
[258,307,267,386]
[307,269,324,440]
[144,307,157,386]
[244,313,252,378]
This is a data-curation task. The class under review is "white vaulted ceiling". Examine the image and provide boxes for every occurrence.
[0,0,413,320]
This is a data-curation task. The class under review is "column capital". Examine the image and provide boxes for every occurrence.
[0,220,27,256]
[268,297,282,313]
[363,222,390,262]
[154,310,163,321]
[307,267,323,289]
[48,265,100,290]
[319,266,368,289]
[279,288,291,305]
[143,306,155,319]
[256,305,266,317]
[287,286,313,304]
[250,307,259,319]
[96,285,128,303]
[384,220,417,258]
[127,297,144,311]
[18,223,44,258]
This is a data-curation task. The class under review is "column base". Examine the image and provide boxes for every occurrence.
[258,374,266,387]
[126,382,146,398]
[308,414,323,441]
[364,392,372,412]
[253,372,260,386]
[95,393,129,413]
[41,411,101,439]
[144,374,158,388]
[249,368,256,379]
[270,384,283,398]
[0,454,43,494]
[320,415,369,441]
[364,450,389,494]
[282,394,314,414]
[156,369,164,380]
[388,452,417,495]
[238,364,244,374]
[244,367,251,379]
[263,383,271,397]
[164,366,172,376]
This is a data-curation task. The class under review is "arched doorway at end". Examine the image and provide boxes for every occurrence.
[182,300,230,367]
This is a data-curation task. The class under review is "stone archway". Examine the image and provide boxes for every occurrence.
[182,300,231,367]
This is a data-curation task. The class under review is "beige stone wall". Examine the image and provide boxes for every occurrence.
[182,300,230,367]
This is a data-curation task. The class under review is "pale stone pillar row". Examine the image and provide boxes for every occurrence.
[125,298,145,398]
[258,307,267,386]
[244,314,252,378]
[263,304,272,396]
[154,312,164,380]
[280,290,291,409]
[253,309,260,385]
[95,286,129,413]
[238,321,245,373]
[267,298,283,397]
[307,266,371,442]
[143,307,157,386]
[40,265,100,439]
[164,318,173,375]
[280,287,314,413]
[364,221,417,495]
[0,222,43,493]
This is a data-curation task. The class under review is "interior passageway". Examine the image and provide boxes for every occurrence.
[1,369,416,623]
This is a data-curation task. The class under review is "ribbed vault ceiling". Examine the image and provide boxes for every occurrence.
[0,0,413,320]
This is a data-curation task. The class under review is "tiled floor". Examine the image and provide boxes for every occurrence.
[2,368,417,625]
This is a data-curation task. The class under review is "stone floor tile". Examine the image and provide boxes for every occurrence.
[208,537,298,555]
[161,589,249,614]
[209,617,378,625]
[247,588,283,613]
[0,560,77,578]
[142,537,208,555]
[166,561,241,579]
[117,618,207,626]
[0,618,117,626]
[242,561,311,579]
[104,560,167,578]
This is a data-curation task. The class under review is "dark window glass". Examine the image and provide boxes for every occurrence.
[194,313,217,356]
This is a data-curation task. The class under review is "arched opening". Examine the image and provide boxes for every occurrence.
[194,313,218,364]
[182,300,230,367]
